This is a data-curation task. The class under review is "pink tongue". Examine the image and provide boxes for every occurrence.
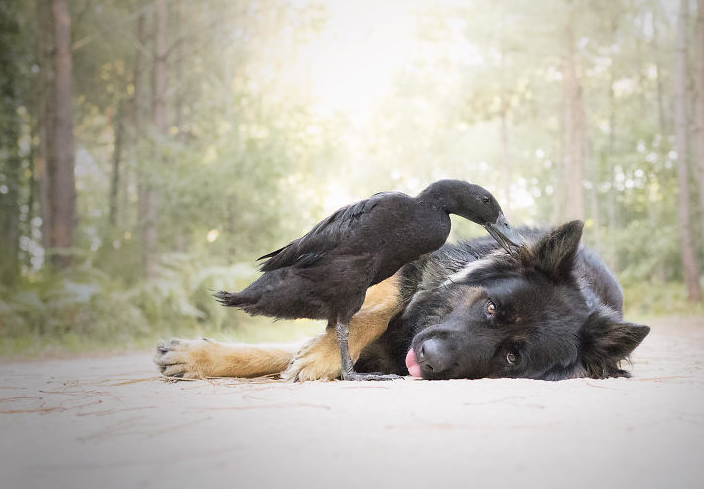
[405,348,422,378]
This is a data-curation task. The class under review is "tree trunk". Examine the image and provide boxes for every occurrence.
[498,96,512,214]
[37,0,53,254]
[694,0,704,255]
[587,142,600,251]
[651,7,668,282]
[25,120,38,272]
[108,100,125,228]
[134,5,152,275]
[154,0,167,136]
[564,20,585,222]
[555,18,585,223]
[606,61,619,271]
[0,4,22,284]
[0,136,22,285]
[131,9,146,234]
[675,0,702,302]
[41,0,76,270]
[652,6,668,133]
[132,10,146,133]
[140,0,167,279]
[174,0,185,141]
[173,0,187,253]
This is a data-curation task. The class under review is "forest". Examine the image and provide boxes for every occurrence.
[1,0,703,354]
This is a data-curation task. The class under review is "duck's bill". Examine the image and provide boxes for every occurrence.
[485,214,524,251]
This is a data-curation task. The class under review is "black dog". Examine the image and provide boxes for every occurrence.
[354,221,650,380]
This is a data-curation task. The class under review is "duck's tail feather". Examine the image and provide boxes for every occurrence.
[213,290,257,308]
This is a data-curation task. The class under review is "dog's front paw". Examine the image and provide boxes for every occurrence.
[153,337,213,379]
[281,333,342,382]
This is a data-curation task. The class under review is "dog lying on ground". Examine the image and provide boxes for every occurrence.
[154,221,649,381]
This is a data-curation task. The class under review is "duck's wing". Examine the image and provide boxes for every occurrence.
[257,192,401,272]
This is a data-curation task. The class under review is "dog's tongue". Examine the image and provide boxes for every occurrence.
[405,348,422,378]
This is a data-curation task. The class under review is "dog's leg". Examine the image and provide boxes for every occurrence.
[283,273,404,381]
[154,338,297,379]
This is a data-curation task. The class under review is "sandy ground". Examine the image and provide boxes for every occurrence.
[1,317,703,489]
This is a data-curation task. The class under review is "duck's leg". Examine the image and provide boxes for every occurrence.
[334,320,402,381]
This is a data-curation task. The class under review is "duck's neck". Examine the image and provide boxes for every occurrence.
[416,179,470,215]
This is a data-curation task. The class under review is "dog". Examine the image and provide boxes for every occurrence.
[154,221,649,381]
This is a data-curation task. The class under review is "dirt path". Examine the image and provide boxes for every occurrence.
[1,317,703,489]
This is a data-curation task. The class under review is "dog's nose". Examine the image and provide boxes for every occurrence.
[417,339,451,373]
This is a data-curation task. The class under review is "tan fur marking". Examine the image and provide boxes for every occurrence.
[462,286,484,307]
[156,339,297,378]
[190,342,294,378]
[154,273,404,381]
[283,273,404,381]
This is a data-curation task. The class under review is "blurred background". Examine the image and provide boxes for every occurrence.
[1,0,703,356]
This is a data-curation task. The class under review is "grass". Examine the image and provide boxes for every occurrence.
[0,316,325,360]
[622,282,704,321]
[2,281,701,361]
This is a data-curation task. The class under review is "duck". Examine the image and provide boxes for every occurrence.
[215,179,523,381]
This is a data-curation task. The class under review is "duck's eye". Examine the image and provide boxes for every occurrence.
[485,300,496,316]
[481,195,491,204]
[506,352,517,365]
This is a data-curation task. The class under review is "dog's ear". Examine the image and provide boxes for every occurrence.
[530,220,583,282]
[579,308,650,378]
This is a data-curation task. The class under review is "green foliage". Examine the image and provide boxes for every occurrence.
[623,282,704,319]
[0,257,323,356]
[1,0,703,356]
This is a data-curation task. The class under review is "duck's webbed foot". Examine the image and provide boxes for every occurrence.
[335,320,403,381]
[342,371,404,381]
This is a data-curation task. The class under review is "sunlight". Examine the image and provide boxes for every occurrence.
[296,0,424,122]
[206,229,220,243]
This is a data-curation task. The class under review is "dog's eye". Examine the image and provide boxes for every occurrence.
[506,352,517,365]
[485,300,496,316]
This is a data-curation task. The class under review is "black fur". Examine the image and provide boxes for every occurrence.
[355,221,650,380]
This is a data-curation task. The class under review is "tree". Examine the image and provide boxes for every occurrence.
[39,0,76,270]
[139,0,167,279]
[694,0,704,252]
[3,0,704,344]
[0,1,23,284]
[108,99,125,228]
[555,13,585,222]
[674,0,702,302]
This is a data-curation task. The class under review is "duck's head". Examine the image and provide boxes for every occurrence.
[420,179,525,251]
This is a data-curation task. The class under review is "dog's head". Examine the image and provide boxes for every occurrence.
[405,221,650,380]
